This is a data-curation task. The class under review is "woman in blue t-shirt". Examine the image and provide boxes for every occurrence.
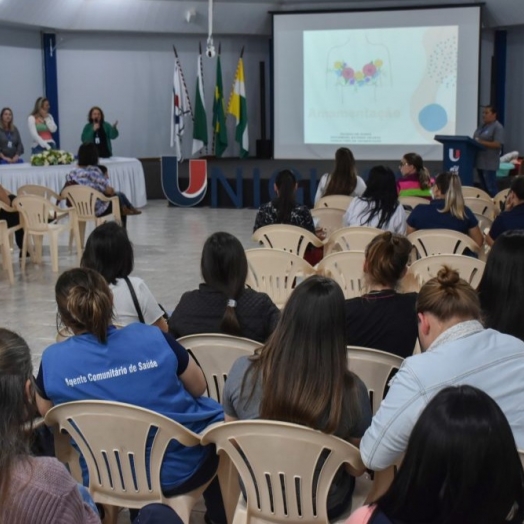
[35,268,226,524]
[406,171,484,247]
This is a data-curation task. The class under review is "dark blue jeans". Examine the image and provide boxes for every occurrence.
[477,169,498,197]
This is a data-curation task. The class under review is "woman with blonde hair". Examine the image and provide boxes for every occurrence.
[397,152,432,199]
[345,232,417,357]
[314,147,366,204]
[359,266,524,473]
[223,275,372,519]
[0,107,24,163]
[407,171,484,246]
[28,97,57,153]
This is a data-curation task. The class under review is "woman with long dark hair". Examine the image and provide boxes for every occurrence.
[348,385,524,524]
[81,222,168,331]
[345,232,417,357]
[35,267,226,524]
[223,275,372,518]
[169,232,279,342]
[478,230,524,341]
[254,169,315,233]
[397,152,432,199]
[0,328,99,523]
[407,171,484,246]
[343,166,406,233]
[314,147,366,204]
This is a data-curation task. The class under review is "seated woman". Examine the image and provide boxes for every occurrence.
[478,230,524,341]
[223,275,372,519]
[345,232,417,358]
[0,183,24,255]
[0,328,99,523]
[28,97,57,154]
[81,222,168,332]
[81,107,119,159]
[407,171,484,247]
[314,147,366,205]
[347,385,524,524]
[397,152,432,199]
[169,232,279,342]
[65,143,140,225]
[343,166,406,234]
[0,107,24,164]
[35,268,226,524]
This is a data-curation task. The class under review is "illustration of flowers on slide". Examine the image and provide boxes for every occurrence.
[333,59,384,88]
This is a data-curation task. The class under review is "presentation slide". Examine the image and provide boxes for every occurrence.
[273,7,480,160]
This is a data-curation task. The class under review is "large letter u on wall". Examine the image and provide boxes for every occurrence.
[161,157,208,207]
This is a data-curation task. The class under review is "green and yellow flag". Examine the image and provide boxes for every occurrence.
[227,49,249,158]
[212,49,228,157]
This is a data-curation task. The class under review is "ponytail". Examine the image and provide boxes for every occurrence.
[273,170,297,224]
[201,232,247,337]
[403,152,431,190]
[418,167,431,191]
[56,268,113,343]
[436,172,466,219]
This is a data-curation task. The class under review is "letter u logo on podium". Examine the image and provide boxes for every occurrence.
[448,148,461,162]
[161,157,207,207]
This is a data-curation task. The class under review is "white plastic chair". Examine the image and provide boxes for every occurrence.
[310,207,345,238]
[245,249,316,309]
[324,226,382,256]
[201,420,365,524]
[474,213,493,235]
[252,224,323,258]
[399,196,430,215]
[315,194,353,211]
[464,197,496,220]
[409,254,486,289]
[45,400,212,524]
[61,185,121,248]
[176,334,261,403]
[461,186,492,201]
[407,229,480,260]
[347,346,404,415]
[0,199,23,249]
[316,251,366,299]
[13,195,81,273]
[493,188,510,214]
[0,220,14,284]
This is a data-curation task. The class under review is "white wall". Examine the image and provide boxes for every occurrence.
[56,32,269,158]
[505,26,524,153]
[0,27,44,158]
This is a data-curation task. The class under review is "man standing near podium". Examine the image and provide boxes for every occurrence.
[473,105,505,197]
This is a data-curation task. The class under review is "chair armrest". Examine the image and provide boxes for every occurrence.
[0,201,16,213]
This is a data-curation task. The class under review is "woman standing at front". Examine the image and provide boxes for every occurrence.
[28,97,57,154]
[0,108,24,164]
[81,107,119,158]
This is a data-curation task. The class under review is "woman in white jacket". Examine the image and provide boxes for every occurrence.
[28,97,57,154]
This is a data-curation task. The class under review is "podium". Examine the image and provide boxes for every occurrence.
[434,135,485,187]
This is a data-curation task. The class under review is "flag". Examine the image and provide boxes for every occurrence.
[192,44,208,156]
[212,48,228,157]
[227,48,249,158]
[170,46,192,161]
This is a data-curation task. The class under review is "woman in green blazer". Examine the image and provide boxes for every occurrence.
[81,106,119,158]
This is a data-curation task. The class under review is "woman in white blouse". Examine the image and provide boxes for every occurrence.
[314,147,366,204]
[27,97,57,154]
[343,165,406,234]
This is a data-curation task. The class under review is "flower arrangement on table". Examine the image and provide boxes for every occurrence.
[31,149,75,167]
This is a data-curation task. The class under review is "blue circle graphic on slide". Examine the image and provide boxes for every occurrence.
[418,104,448,132]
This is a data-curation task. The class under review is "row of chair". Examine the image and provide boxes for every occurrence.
[0,184,121,283]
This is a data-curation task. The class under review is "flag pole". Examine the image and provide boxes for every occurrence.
[172,45,194,117]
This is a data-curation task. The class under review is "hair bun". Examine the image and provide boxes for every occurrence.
[437,266,460,288]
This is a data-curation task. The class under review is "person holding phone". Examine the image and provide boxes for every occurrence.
[81,106,119,158]
[28,97,57,154]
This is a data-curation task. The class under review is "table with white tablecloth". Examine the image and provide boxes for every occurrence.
[0,157,147,207]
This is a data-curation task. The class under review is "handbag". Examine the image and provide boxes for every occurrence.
[123,277,169,324]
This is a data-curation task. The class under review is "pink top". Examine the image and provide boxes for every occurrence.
[346,505,376,524]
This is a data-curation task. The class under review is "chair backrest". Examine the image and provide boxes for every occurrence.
[493,188,510,214]
[461,186,492,200]
[409,254,486,289]
[464,197,496,219]
[201,420,365,524]
[176,334,261,403]
[407,229,479,259]
[347,346,404,415]
[12,195,57,232]
[0,220,14,284]
[245,249,316,308]
[315,195,353,211]
[61,184,104,219]
[399,196,430,212]
[310,208,345,237]
[324,226,382,255]
[316,251,366,299]
[45,400,202,508]
[474,213,493,234]
[17,184,62,204]
[252,224,322,258]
